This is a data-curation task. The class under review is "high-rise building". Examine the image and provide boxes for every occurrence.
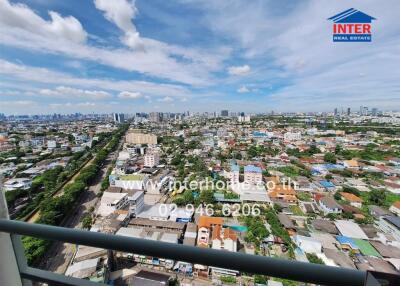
[149,112,161,123]
[334,108,338,116]
[221,110,229,117]
[347,107,351,116]
[238,115,251,122]
[371,108,378,116]
[113,113,124,123]
[359,106,368,116]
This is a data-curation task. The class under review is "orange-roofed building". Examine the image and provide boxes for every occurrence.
[198,216,223,228]
[197,216,224,248]
[340,192,363,208]
[343,159,359,169]
[268,183,298,204]
[211,225,238,252]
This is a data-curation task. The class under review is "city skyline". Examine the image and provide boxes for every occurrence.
[1,0,400,114]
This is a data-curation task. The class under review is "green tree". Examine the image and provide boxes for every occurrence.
[81,214,93,229]
[197,189,215,205]
[369,189,386,206]
[306,253,324,264]
[324,152,337,164]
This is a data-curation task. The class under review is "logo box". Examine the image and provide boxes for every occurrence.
[328,8,376,42]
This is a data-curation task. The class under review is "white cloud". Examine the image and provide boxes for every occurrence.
[0,59,191,99]
[158,96,173,102]
[2,100,35,106]
[0,0,86,43]
[237,86,250,93]
[193,0,400,110]
[49,102,95,108]
[0,0,228,86]
[76,102,96,107]
[228,65,250,76]
[118,91,142,99]
[39,86,110,99]
[94,0,143,49]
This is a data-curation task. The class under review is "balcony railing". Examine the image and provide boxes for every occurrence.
[0,186,399,286]
[2,219,399,286]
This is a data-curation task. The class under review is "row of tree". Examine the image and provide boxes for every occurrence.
[22,124,128,265]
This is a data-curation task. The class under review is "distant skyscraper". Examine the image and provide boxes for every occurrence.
[371,108,378,116]
[113,113,123,123]
[149,112,161,123]
[221,110,229,117]
[334,108,338,116]
[347,107,351,116]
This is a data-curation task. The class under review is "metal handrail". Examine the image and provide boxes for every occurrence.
[0,219,367,286]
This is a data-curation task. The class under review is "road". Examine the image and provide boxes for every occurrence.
[37,145,121,275]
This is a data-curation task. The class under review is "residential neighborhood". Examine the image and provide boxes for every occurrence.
[3,110,399,285]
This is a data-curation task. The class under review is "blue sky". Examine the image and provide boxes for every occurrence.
[0,0,399,114]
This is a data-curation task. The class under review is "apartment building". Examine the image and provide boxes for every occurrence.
[126,131,157,145]
[144,152,160,168]
[227,164,240,184]
[244,165,262,185]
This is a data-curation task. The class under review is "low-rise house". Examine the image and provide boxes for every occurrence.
[211,225,238,252]
[268,177,298,205]
[369,205,391,217]
[345,178,368,189]
[389,201,400,216]
[128,218,185,235]
[197,216,224,247]
[340,192,363,208]
[335,235,360,253]
[116,227,178,269]
[384,181,400,194]
[324,248,356,269]
[310,232,337,250]
[342,159,359,170]
[97,192,129,217]
[334,220,369,240]
[3,178,32,191]
[183,223,197,246]
[293,235,322,254]
[318,180,337,192]
[377,216,400,242]
[277,213,296,235]
[65,258,106,282]
[318,197,343,215]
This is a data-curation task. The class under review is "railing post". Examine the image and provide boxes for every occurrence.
[0,182,30,286]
